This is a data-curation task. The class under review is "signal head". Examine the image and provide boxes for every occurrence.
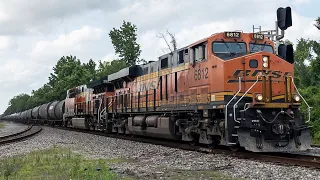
[277,7,292,30]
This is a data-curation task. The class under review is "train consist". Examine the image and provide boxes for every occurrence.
[2,7,313,152]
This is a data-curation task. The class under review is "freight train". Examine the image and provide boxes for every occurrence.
[2,7,313,152]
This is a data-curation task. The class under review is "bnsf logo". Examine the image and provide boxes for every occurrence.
[227,70,292,83]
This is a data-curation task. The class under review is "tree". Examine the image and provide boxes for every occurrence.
[314,17,320,30]
[293,38,320,143]
[157,30,177,54]
[109,21,142,66]
[293,38,313,87]
[48,55,95,100]
[3,94,31,115]
[96,59,128,79]
[83,59,97,81]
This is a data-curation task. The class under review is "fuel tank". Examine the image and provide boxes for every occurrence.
[128,115,179,139]
[71,118,88,129]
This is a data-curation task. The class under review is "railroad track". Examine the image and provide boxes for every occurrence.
[311,144,320,148]
[0,125,42,145]
[52,126,320,169]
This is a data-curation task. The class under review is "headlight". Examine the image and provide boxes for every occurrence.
[262,56,269,68]
[293,95,300,102]
[256,94,263,101]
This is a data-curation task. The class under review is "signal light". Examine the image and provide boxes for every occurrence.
[278,44,294,64]
[277,7,292,30]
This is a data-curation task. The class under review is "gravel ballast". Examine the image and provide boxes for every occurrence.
[0,122,28,137]
[0,126,319,180]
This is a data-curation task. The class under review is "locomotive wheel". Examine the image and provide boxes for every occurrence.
[189,134,199,146]
[229,144,240,152]
[208,140,220,149]
[189,140,198,146]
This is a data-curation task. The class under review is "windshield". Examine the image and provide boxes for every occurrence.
[212,42,247,60]
[249,43,274,53]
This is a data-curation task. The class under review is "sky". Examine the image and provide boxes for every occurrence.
[0,0,319,113]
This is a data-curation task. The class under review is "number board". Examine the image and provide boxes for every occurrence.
[253,33,264,40]
[224,32,241,38]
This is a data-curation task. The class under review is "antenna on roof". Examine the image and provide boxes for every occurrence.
[252,25,261,33]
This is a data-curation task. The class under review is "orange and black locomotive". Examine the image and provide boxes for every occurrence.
[61,7,311,152]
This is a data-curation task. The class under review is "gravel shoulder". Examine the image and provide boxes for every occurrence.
[0,126,319,180]
[0,121,28,136]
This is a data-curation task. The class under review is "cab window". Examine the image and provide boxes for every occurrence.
[212,42,247,60]
[249,43,274,53]
[212,42,246,54]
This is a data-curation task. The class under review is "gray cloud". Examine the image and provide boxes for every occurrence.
[0,0,129,35]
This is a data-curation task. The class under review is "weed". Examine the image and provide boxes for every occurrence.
[0,146,119,180]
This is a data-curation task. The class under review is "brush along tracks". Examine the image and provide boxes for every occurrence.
[54,126,320,169]
[0,125,42,145]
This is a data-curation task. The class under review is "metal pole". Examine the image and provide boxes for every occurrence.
[275,21,279,55]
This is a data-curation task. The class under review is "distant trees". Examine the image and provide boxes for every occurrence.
[2,21,142,116]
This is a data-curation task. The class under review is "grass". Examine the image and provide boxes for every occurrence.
[0,123,4,129]
[0,146,120,180]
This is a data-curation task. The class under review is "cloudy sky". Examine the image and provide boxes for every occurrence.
[1,0,319,113]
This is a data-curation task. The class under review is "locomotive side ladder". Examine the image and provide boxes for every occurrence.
[224,73,262,146]
[224,76,243,145]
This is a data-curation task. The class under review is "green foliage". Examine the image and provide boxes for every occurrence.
[96,59,128,78]
[293,36,320,143]
[293,38,313,87]
[0,146,118,179]
[314,17,320,30]
[0,123,4,128]
[3,94,30,116]
[109,21,142,66]
[48,55,95,100]
[83,59,97,81]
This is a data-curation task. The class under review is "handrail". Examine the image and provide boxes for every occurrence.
[100,107,106,120]
[289,76,312,123]
[233,74,261,123]
[97,98,102,124]
[225,77,242,124]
